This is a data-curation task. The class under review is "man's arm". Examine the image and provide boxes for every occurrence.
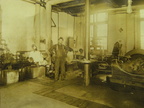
[64,45,73,52]
[49,45,56,54]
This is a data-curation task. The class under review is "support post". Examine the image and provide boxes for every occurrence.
[85,0,90,60]
[34,4,40,49]
[46,3,52,51]
[84,0,90,86]
[40,6,47,50]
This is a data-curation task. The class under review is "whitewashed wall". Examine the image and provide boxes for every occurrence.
[1,0,35,53]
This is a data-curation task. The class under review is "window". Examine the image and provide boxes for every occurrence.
[97,24,108,36]
[90,12,108,50]
[140,9,144,49]
[90,25,94,45]
[97,13,108,22]
[140,9,144,18]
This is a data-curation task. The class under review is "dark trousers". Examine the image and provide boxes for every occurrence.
[112,53,119,59]
[55,57,66,80]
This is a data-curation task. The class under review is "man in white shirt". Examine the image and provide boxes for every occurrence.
[29,44,43,65]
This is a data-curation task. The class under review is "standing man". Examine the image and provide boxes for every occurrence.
[112,40,122,59]
[49,37,73,81]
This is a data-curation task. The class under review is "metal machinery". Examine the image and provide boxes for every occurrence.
[0,50,47,85]
[107,49,144,91]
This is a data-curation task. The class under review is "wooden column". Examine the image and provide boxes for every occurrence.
[84,0,90,86]
[46,3,52,51]
[34,4,40,49]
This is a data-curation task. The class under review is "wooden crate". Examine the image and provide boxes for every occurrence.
[27,66,46,79]
[0,70,19,85]
[19,67,27,81]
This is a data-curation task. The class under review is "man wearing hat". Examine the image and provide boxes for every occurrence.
[49,37,73,81]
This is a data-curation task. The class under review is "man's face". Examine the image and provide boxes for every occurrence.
[58,39,63,45]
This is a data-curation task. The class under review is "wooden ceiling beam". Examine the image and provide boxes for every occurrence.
[47,0,74,5]
[58,3,85,9]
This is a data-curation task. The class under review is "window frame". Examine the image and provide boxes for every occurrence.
[90,12,108,50]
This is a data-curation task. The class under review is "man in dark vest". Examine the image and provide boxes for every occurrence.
[50,37,73,81]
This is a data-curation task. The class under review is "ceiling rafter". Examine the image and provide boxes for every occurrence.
[52,0,144,16]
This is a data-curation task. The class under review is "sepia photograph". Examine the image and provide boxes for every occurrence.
[0,0,144,108]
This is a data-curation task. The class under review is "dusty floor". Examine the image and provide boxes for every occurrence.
[0,70,144,108]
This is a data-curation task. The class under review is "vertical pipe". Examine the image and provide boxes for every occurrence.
[125,14,129,52]
[46,3,52,51]
[39,7,43,50]
[40,6,47,50]
[84,63,90,86]
[84,0,90,86]
[85,0,90,60]
[133,13,136,49]
[58,12,59,38]
[35,4,40,49]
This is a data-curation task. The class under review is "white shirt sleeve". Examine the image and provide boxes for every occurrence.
[29,51,43,63]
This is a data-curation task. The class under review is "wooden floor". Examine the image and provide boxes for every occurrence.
[35,90,110,108]
[32,77,110,108]
[1,70,144,108]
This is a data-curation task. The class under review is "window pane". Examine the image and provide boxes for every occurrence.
[90,14,94,23]
[90,25,94,38]
[90,37,93,45]
[94,14,97,22]
[97,24,107,36]
[140,9,144,18]
[101,38,107,50]
[96,38,107,50]
[141,37,144,49]
[97,13,108,22]
[140,21,144,35]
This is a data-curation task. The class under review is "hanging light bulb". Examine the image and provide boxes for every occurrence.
[127,0,132,14]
